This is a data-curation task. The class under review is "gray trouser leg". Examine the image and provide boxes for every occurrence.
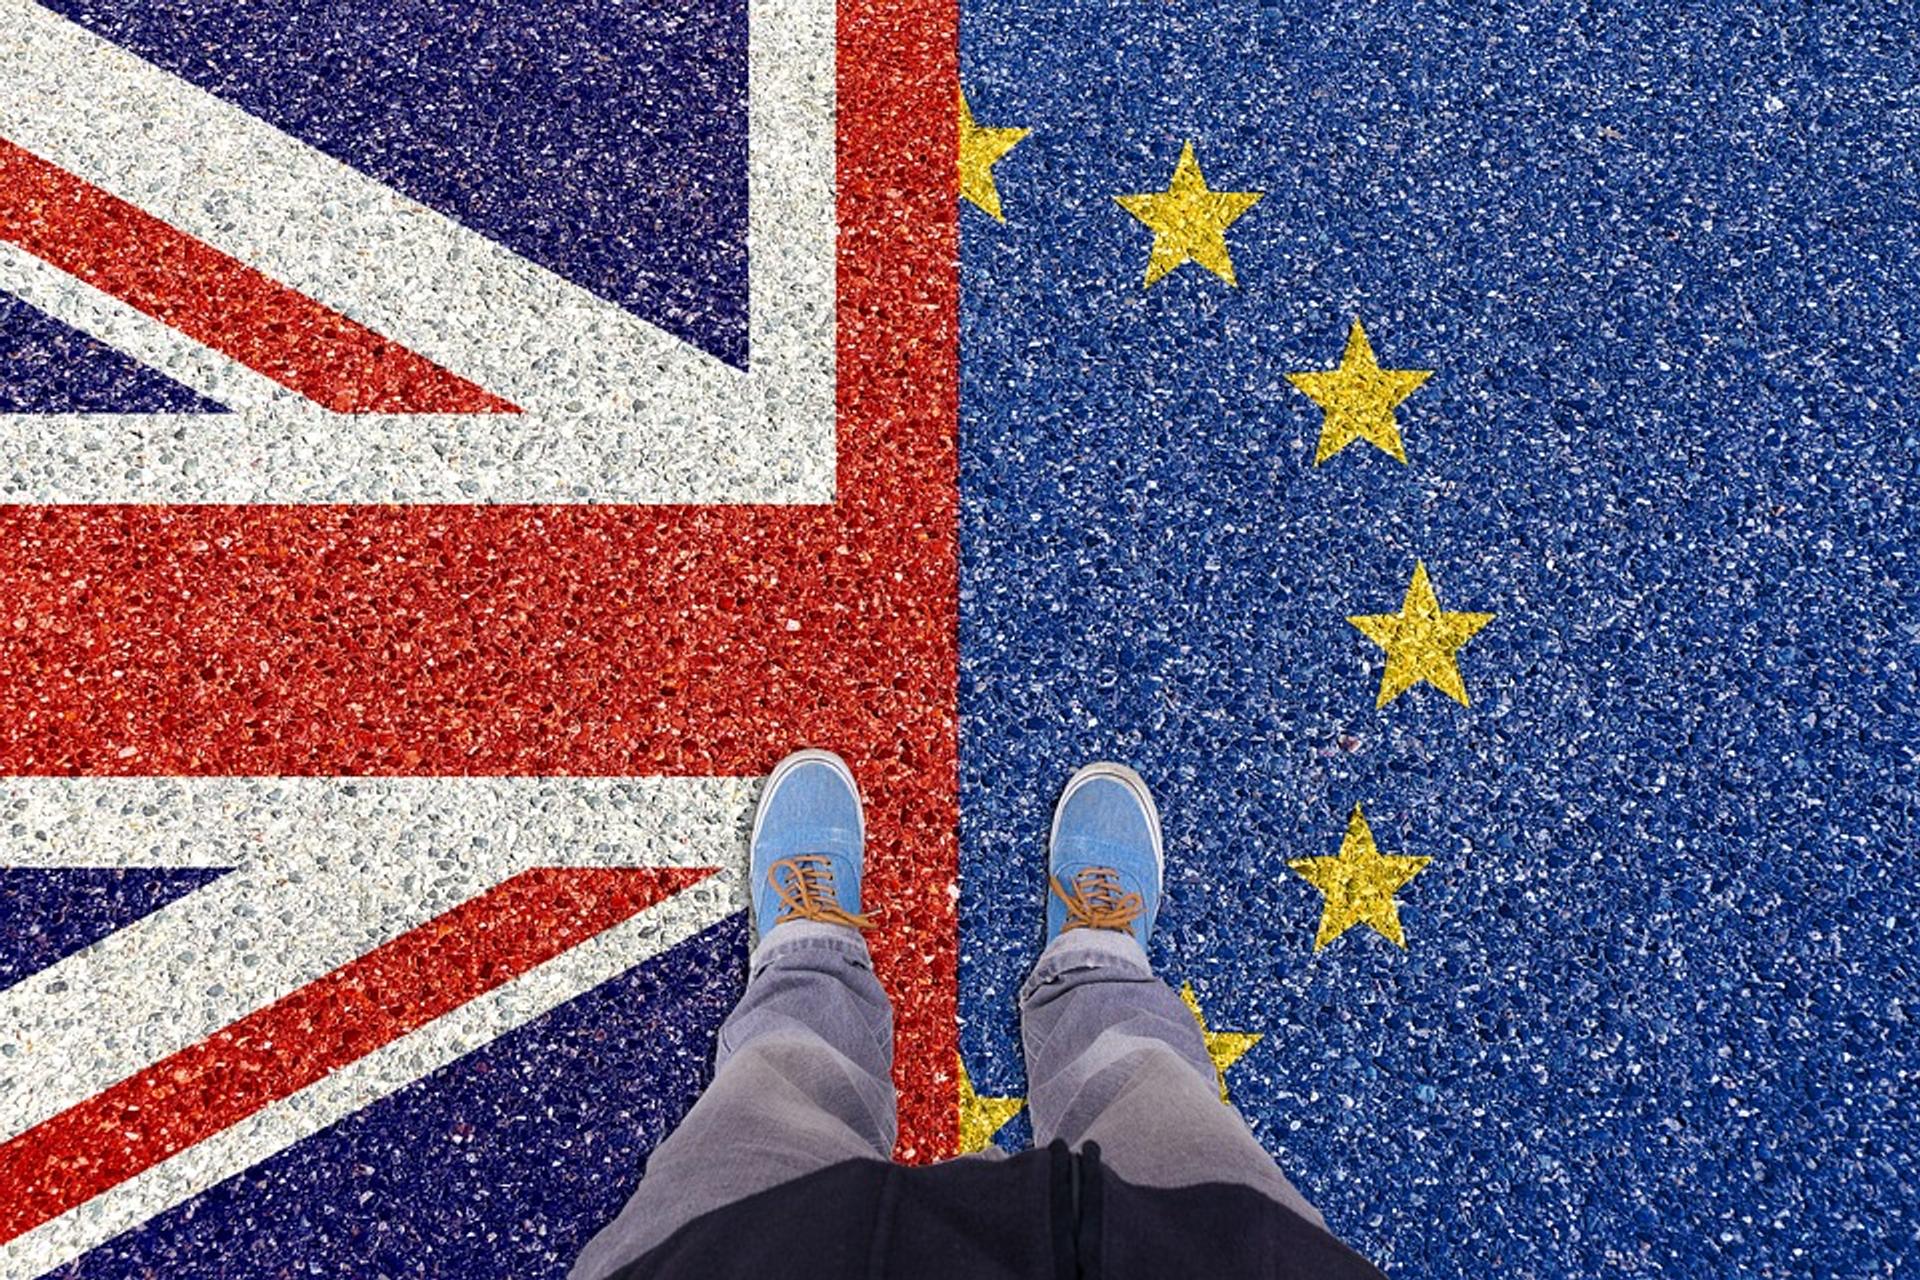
[569,922,896,1280]
[1019,927,1326,1230]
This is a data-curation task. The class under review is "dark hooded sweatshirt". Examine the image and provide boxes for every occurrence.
[609,1140,1390,1280]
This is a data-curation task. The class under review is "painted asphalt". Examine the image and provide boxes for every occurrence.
[1,1,1914,1277]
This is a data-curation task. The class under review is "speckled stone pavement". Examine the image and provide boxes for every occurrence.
[1,1,1915,1277]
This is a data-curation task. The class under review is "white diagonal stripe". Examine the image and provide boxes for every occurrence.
[0,869,742,1280]
[0,0,835,503]
[0,242,296,412]
[0,776,757,1141]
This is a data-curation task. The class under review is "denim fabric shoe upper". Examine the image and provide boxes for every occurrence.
[750,749,869,939]
[1046,763,1164,952]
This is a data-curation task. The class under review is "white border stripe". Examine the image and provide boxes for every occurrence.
[0,0,835,503]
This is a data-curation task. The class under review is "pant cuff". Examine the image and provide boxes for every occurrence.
[749,918,873,978]
[1021,926,1151,999]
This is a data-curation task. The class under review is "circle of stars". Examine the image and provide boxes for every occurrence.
[951,90,1501,954]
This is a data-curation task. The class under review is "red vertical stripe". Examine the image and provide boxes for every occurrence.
[834,0,961,1161]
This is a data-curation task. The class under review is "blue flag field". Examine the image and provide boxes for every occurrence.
[957,2,1913,1276]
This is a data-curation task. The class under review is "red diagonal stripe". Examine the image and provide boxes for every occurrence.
[0,136,516,414]
[0,865,713,1243]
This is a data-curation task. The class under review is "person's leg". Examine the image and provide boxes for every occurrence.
[571,922,894,1279]
[1019,762,1325,1229]
[571,751,894,1280]
[1020,926,1324,1228]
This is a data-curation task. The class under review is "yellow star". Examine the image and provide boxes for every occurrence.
[955,1053,1025,1154]
[1289,805,1432,951]
[1348,560,1494,708]
[1286,320,1433,464]
[1178,982,1263,1104]
[1114,141,1262,287]
[958,88,1030,222]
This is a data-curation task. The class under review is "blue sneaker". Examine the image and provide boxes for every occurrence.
[1046,762,1163,951]
[750,749,871,940]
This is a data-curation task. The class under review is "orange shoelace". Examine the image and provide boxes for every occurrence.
[1050,866,1144,934]
[768,855,874,930]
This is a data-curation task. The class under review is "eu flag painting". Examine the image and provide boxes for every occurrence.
[957,2,1914,1277]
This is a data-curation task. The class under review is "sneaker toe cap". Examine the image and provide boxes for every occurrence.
[1053,776,1158,863]
[755,761,863,857]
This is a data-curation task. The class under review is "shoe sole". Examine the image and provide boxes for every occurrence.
[1048,761,1164,890]
[751,748,866,852]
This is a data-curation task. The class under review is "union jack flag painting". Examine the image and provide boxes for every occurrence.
[0,0,956,1273]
